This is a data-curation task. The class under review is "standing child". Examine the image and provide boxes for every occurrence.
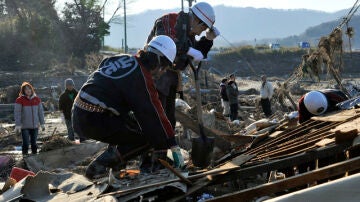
[14,82,45,156]
[59,78,78,141]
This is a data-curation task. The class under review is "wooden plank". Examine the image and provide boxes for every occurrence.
[330,117,360,133]
[211,143,350,185]
[315,138,335,147]
[269,131,284,138]
[168,154,255,202]
[218,135,253,145]
[208,155,360,202]
[311,108,360,122]
[99,155,254,198]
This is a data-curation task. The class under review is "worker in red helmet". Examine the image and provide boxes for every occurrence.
[298,89,349,123]
[146,2,220,129]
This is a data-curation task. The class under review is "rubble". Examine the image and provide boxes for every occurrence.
[1,64,360,201]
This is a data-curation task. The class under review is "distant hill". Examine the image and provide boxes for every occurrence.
[263,15,360,49]
[104,6,349,49]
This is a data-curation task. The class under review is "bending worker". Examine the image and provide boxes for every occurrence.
[298,89,348,124]
[147,2,220,128]
[72,36,184,179]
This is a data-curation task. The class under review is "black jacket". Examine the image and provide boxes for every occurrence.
[226,81,239,105]
[220,83,229,101]
[59,89,78,119]
[78,54,176,148]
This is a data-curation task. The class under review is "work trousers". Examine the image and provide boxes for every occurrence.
[261,98,272,117]
[21,129,38,155]
[230,103,239,121]
[72,106,151,160]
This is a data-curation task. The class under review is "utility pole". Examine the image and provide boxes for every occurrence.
[123,0,128,53]
[102,6,105,48]
[187,0,195,8]
[181,0,184,11]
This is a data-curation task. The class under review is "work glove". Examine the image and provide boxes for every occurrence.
[187,47,204,62]
[41,125,45,131]
[205,26,220,40]
[14,126,21,134]
[171,146,185,168]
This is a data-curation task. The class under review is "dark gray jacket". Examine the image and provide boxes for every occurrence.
[226,81,239,105]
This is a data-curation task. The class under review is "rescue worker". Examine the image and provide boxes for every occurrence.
[219,78,230,116]
[146,2,220,128]
[226,74,239,121]
[298,89,349,124]
[72,36,184,179]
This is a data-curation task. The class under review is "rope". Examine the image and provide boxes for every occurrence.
[219,34,260,77]
[338,0,360,28]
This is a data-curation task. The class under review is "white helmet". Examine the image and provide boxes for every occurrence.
[147,35,176,63]
[191,2,215,29]
[304,91,328,115]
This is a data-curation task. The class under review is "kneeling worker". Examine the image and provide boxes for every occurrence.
[298,89,349,124]
[72,35,184,179]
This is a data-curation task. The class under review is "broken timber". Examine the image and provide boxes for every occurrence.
[208,155,360,202]
[98,155,254,198]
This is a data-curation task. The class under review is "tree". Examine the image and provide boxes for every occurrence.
[0,0,66,71]
[62,0,110,67]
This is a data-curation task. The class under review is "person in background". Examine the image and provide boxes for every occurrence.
[59,78,78,141]
[72,36,184,179]
[298,89,349,124]
[226,74,239,121]
[14,82,45,156]
[146,2,220,129]
[219,78,230,116]
[260,75,274,117]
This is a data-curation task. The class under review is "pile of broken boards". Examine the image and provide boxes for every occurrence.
[2,108,360,201]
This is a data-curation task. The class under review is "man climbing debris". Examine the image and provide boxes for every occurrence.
[72,36,184,179]
[146,1,220,128]
[298,89,349,123]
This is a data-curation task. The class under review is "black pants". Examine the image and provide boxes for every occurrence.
[72,107,151,159]
[21,129,38,155]
[230,103,238,121]
[261,98,272,117]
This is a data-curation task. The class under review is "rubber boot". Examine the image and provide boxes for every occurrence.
[85,145,125,179]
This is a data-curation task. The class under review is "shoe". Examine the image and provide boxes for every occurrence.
[85,146,125,179]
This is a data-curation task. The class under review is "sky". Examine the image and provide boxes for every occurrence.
[56,0,358,20]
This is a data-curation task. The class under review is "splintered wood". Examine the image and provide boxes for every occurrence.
[311,108,360,122]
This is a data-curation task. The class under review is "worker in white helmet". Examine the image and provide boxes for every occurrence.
[72,36,184,179]
[298,89,348,123]
[146,2,220,129]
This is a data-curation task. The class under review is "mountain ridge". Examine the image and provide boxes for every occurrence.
[104,5,350,48]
